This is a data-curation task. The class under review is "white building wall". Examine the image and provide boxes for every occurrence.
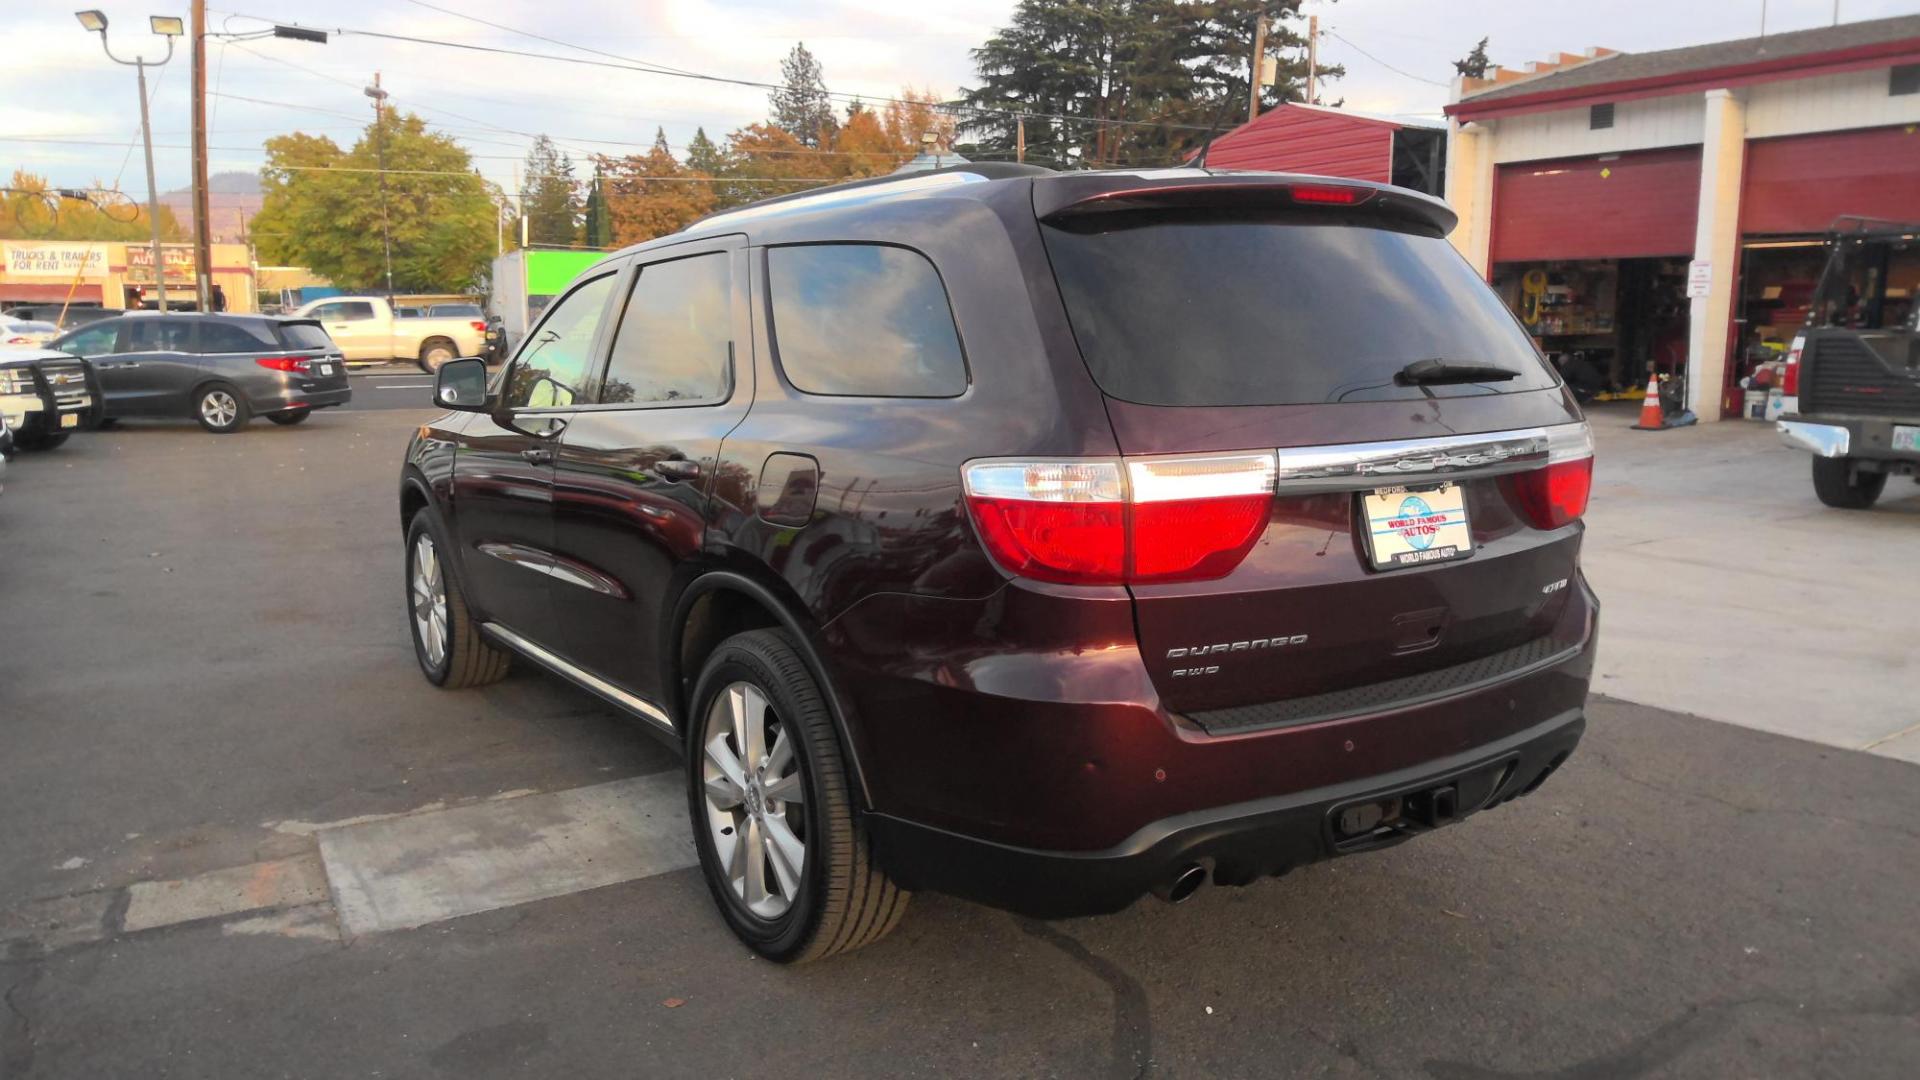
[1488,93,1705,164]
[1745,66,1920,138]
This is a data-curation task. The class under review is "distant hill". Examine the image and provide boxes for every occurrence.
[161,172,263,244]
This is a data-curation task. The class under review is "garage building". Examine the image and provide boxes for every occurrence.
[1444,14,1920,420]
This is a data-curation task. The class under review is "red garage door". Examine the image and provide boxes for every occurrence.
[1491,147,1702,263]
[1742,125,1920,234]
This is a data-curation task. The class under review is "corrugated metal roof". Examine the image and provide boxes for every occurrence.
[1462,13,1920,104]
[1201,104,1400,183]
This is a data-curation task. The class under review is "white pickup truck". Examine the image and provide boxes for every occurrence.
[291,296,487,372]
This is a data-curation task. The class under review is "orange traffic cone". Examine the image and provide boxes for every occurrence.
[1631,376,1666,431]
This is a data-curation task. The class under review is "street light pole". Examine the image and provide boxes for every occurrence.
[77,10,181,312]
[365,74,394,297]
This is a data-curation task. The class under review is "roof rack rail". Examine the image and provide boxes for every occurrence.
[688,162,1057,231]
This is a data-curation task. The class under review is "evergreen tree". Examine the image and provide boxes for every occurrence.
[685,127,727,177]
[521,135,578,246]
[578,163,612,249]
[1454,38,1492,79]
[769,42,835,148]
[960,1,1337,167]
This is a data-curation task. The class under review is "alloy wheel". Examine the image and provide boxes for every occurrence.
[410,533,449,668]
[200,389,239,428]
[701,681,808,918]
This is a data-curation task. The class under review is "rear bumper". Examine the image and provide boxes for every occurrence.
[1779,415,1919,463]
[258,385,351,411]
[869,706,1584,919]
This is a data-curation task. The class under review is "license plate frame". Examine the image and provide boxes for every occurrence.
[59,412,79,429]
[1894,425,1920,453]
[1361,483,1473,571]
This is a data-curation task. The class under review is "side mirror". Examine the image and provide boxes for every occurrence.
[434,357,490,411]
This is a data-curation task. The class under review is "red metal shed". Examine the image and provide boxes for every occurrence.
[1199,103,1447,194]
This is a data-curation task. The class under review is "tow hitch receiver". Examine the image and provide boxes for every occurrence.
[1329,761,1511,851]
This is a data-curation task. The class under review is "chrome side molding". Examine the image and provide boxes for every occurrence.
[477,542,630,599]
[1776,419,1850,458]
[480,622,675,736]
[1272,424,1588,494]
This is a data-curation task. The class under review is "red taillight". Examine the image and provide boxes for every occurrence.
[470,320,487,333]
[1505,424,1595,529]
[962,454,1276,585]
[5,336,28,345]
[1289,184,1370,206]
[256,356,312,374]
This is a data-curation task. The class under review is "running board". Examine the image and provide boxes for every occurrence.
[480,622,676,737]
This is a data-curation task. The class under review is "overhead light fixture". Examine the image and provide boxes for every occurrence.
[150,15,184,36]
[74,9,108,32]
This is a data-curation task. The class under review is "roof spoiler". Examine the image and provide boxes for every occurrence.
[1032,171,1457,235]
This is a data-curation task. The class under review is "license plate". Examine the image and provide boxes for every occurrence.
[1362,484,1472,570]
[1895,426,1920,452]
[60,412,79,429]
[316,363,335,377]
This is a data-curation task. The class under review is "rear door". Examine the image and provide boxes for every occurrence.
[309,300,384,361]
[548,239,750,701]
[1036,192,1591,726]
[102,317,201,416]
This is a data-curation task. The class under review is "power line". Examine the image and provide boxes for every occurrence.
[1322,29,1450,88]
[208,8,1219,134]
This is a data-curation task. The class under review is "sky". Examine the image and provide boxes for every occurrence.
[7,0,1916,200]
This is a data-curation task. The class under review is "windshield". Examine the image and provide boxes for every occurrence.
[1041,211,1558,406]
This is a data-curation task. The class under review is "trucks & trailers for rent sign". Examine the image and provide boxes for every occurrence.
[3,243,110,278]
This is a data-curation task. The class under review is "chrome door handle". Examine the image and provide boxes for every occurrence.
[521,446,556,465]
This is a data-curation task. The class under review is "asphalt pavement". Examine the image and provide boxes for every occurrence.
[1,410,1915,1079]
[347,366,438,410]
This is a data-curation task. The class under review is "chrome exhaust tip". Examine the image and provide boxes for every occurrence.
[1153,863,1207,904]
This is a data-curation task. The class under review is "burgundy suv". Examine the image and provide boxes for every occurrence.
[401,166,1597,962]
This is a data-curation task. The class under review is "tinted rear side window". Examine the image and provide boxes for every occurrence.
[767,244,966,397]
[199,320,279,353]
[121,318,195,354]
[1041,212,1557,406]
[277,322,334,350]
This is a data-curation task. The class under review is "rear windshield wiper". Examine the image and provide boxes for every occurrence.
[1395,357,1522,385]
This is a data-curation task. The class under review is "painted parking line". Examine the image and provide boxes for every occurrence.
[318,772,694,935]
[370,383,433,390]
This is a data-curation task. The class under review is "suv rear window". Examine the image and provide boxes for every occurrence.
[767,244,967,397]
[198,320,279,353]
[1041,212,1558,406]
[277,322,333,350]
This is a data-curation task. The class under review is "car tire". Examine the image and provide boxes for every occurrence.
[418,339,456,374]
[686,628,908,964]
[193,383,250,434]
[405,509,510,689]
[13,428,69,451]
[267,410,312,426]
[1811,456,1886,510]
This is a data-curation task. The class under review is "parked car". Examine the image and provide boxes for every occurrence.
[289,296,486,372]
[2,318,60,348]
[1776,218,1920,508]
[400,165,1598,963]
[49,313,350,433]
[0,347,99,450]
[2,304,118,331]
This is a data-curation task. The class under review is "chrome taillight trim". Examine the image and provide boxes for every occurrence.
[1271,423,1589,494]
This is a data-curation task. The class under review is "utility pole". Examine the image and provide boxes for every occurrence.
[1306,15,1320,105]
[1249,15,1268,122]
[1016,116,1026,164]
[366,73,394,297]
[189,0,212,312]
